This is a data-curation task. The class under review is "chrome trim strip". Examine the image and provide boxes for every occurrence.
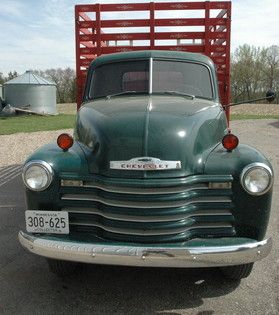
[60,174,233,188]
[69,222,233,236]
[61,180,209,195]
[208,182,232,189]
[83,183,208,194]
[149,57,153,94]
[61,180,83,187]
[61,194,232,209]
[19,231,272,268]
[63,207,232,222]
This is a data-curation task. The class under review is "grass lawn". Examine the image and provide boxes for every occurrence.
[0,114,76,135]
[0,112,278,135]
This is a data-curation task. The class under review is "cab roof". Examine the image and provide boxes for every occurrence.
[89,50,215,69]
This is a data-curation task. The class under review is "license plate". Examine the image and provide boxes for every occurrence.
[25,210,69,234]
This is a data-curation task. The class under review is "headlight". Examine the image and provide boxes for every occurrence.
[240,163,273,195]
[22,161,53,191]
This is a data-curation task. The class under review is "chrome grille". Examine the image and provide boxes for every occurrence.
[59,175,235,243]
[61,194,231,209]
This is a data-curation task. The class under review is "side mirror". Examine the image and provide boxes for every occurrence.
[266,90,276,103]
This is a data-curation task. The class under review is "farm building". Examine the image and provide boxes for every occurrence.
[3,71,57,114]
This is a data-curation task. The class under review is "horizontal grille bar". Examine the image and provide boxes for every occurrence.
[63,207,232,222]
[61,180,214,194]
[82,183,208,194]
[69,221,233,236]
[60,175,233,192]
[60,174,234,242]
[61,194,231,209]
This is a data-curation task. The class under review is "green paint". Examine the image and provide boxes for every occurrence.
[23,51,273,248]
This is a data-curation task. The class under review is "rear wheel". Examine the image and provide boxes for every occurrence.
[47,259,79,277]
[220,263,254,281]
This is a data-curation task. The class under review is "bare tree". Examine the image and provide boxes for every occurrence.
[231,44,279,103]
[0,73,5,85]
[33,68,76,103]
[263,45,279,92]
[7,71,18,81]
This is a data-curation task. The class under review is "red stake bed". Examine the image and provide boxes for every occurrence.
[75,1,231,119]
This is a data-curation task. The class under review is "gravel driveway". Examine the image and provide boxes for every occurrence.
[0,129,72,167]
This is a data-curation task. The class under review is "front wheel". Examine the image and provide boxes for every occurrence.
[47,258,79,277]
[220,263,254,281]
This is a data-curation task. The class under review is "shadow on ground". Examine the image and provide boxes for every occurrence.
[269,120,279,129]
[4,259,239,314]
[0,168,239,314]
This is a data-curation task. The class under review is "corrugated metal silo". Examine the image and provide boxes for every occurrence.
[0,85,2,99]
[3,71,57,114]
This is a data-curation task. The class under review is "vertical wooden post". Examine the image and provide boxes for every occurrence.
[150,2,155,49]
[75,6,82,109]
[204,1,210,57]
[96,4,101,56]
[224,1,232,122]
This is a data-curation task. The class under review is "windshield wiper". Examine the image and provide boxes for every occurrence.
[106,91,143,100]
[106,90,195,100]
[163,91,195,100]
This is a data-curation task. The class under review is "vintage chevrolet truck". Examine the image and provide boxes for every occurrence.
[19,50,273,280]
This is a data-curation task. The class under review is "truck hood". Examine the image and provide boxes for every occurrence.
[75,95,227,178]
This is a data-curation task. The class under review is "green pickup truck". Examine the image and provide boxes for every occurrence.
[19,51,273,280]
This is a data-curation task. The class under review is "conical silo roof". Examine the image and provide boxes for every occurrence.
[4,71,56,85]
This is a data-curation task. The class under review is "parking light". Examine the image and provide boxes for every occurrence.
[222,134,239,151]
[57,133,74,151]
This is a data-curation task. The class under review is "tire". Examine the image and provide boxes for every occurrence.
[220,263,254,281]
[47,258,79,277]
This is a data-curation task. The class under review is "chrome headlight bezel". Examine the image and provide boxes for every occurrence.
[240,163,273,196]
[22,160,54,191]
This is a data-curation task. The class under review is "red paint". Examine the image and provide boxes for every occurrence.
[75,1,231,120]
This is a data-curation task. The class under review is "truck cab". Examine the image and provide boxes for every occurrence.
[19,50,273,281]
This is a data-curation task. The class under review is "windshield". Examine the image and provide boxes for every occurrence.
[89,59,213,100]
[153,60,213,99]
[89,60,149,99]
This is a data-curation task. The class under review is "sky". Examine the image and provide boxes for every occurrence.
[0,0,278,75]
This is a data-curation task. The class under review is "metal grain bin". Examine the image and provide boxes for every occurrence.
[3,71,57,114]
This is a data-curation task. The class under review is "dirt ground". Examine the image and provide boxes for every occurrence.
[230,103,279,115]
[57,103,77,114]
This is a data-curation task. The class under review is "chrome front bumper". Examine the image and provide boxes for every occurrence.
[19,231,272,268]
